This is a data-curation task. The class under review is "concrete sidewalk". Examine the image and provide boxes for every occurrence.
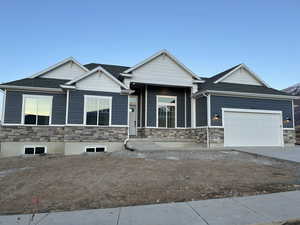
[234,146,300,163]
[1,191,300,225]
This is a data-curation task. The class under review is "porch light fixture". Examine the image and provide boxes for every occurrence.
[212,114,220,121]
[283,117,291,124]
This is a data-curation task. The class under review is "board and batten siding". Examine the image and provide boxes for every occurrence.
[68,90,128,125]
[196,96,207,127]
[146,86,188,128]
[210,95,294,128]
[130,54,196,87]
[41,61,86,80]
[4,90,66,124]
[221,68,262,86]
[75,71,121,93]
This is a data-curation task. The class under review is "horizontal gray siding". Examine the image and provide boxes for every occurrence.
[210,95,294,128]
[146,86,186,128]
[196,96,207,127]
[68,90,128,125]
[4,90,66,124]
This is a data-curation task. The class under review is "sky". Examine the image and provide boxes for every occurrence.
[0,0,300,113]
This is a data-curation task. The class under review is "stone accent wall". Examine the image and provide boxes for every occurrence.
[64,126,128,142]
[283,129,296,146]
[296,125,300,145]
[137,128,192,139]
[190,128,207,144]
[137,127,222,147]
[208,128,224,147]
[0,126,65,142]
[0,126,128,143]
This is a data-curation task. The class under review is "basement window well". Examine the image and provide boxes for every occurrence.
[85,146,106,153]
[24,146,46,155]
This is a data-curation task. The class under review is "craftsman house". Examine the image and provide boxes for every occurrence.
[0,50,296,156]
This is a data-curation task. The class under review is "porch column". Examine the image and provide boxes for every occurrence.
[191,84,198,128]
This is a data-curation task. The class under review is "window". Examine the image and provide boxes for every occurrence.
[24,146,46,155]
[23,95,52,125]
[157,96,176,128]
[84,96,112,126]
[85,146,106,153]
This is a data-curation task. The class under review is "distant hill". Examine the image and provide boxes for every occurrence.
[283,83,300,126]
[283,83,300,96]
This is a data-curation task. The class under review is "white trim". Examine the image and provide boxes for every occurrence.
[127,95,130,137]
[213,64,271,88]
[140,92,143,127]
[66,66,129,90]
[207,94,211,126]
[292,100,295,129]
[21,94,53,126]
[184,90,187,128]
[64,124,128,127]
[209,125,224,128]
[85,146,107,153]
[195,90,299,100]
[156,95,177,128]
[123,49,202,81]
[60,85,76,89]
[283,128,295,130]
[83,95,112,126]
[222,108,283,114]
[1,89,6,123]
[191,92,195,128]
[2,123,65,127]
[0,85,63,93]
[66,90,69,124]
[30,57,89,78]
[120,73,133,78]
[24,145,47,155]
[145,85,148,127]
[222,107,284,147]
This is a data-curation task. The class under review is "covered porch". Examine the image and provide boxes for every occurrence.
[128,82,196,138]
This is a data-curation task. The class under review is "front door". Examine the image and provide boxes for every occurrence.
[129,96,138,136]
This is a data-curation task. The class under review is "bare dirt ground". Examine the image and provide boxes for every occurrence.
[0,150,300,215]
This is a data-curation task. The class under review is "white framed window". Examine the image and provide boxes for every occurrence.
[156,95,177,128]
[84,95,112,126]
[24,146,47,155]
[85,146,107,153]
[22,95,53,125]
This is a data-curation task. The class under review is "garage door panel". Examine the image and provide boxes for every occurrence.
[224,110,282,147]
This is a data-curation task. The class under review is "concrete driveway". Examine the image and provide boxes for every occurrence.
[233,146,300,163]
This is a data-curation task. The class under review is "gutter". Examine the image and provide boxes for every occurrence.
[0,85,63,93]
[194,90,300,100]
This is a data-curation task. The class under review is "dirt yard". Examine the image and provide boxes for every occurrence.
[0,150,300,214]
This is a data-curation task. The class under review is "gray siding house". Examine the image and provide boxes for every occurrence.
[0,50,297,157]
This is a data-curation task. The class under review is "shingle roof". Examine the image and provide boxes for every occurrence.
[198,82,290,96]
[84,63,130,81]
[198,64,290,96]
[205,64,242,83]
[1,78,70,89]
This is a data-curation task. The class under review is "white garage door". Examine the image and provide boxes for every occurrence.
[223,109,283,147]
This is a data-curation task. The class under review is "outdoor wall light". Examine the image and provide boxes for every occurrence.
[283,117,291,124]
[212,114,220,121]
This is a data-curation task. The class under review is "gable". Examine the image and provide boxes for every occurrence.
[41,61,87,80]
[75,70,121,93]
[130,54,196,87]
[221,68,263,86]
